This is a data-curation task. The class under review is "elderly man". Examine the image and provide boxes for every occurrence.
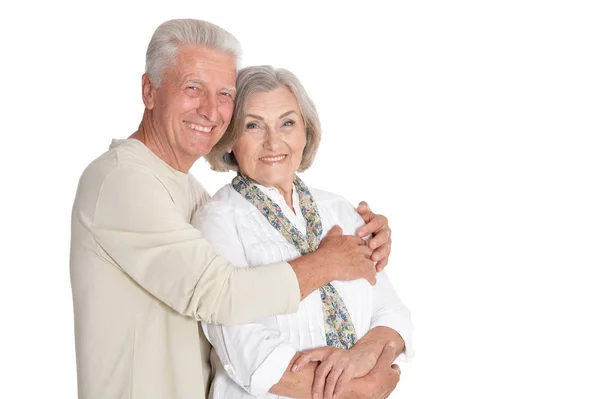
[70,19,397,399]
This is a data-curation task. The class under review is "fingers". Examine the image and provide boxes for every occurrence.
[333,369,352,399]
[371,241,390,262]
[323,366,344,399]
[357,215,387,239]
[358,257,377,285]
[371,241,390,270]
[292,348,328,372]
[313,361,333,399]
[324,225,343,238]
[374,341,396,369]
[375,255,389,272]
[359,243,374,260]
[367,227,391,251]
[356,201,374,224]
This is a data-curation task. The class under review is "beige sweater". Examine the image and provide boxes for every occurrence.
[70,139,300,399]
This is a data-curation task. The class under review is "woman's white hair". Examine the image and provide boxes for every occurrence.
[145,19,242,87]
[206,65,322,173]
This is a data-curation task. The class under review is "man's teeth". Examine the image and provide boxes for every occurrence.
[260,155,286,162]
[186,122,212,133]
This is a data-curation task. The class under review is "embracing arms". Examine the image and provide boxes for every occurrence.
[89,166,393,325]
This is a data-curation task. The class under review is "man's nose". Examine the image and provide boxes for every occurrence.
[197,94,218,122]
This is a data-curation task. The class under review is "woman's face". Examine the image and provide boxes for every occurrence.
[232,86,307,191]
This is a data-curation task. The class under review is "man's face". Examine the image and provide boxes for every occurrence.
[145,44,237,162]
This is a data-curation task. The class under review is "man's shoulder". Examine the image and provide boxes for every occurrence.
[74,141,161,210]
[80,139,163,185]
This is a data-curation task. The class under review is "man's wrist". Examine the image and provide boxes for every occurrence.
[342,374,375,399]
[350,341,381,367]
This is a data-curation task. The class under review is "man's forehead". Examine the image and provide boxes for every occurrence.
[176,44,235,68]
[169,53,236,87]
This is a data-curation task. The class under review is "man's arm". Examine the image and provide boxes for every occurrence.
[90,167,379,325]
[90,166,301,325]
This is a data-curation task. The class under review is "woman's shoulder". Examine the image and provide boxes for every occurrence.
[308,186,355,210]
[307,186,365,232]
[197,184,250,218]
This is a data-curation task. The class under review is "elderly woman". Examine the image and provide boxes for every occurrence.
[195,66,414,399]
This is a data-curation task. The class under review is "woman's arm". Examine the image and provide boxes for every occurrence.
[271,342,401,399]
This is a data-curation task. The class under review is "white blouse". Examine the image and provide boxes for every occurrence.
[194,183,414,399]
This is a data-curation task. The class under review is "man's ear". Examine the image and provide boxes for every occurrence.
[141,73,156,110]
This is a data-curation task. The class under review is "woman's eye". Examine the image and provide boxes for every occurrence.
[246,122,259,129]
[282,120,296,127]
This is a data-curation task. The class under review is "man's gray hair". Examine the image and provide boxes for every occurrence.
[206,65,322,173]
[145,19,242,87]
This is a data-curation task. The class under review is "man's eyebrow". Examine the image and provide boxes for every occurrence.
[181,79,236,93]
[181,78,204,85]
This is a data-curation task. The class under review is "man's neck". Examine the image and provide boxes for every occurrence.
[130,114,195,173]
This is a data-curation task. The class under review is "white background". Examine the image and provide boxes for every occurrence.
[1,0,599,398]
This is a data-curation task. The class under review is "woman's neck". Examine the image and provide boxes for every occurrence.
[274,184,295,212]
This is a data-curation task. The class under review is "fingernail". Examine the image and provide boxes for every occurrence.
[292,365,298,372]
[388,342,396,349]
[313,393,319,399]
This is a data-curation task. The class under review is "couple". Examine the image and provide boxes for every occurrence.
[70,19,413,399]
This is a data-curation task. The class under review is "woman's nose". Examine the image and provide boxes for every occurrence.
[263,128,280,149]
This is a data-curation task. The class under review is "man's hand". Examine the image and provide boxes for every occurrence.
[356,201,392,272]
[289,225,376,299]
[292,344,379,399]
[316,225,377,284]
[358,341,401,399]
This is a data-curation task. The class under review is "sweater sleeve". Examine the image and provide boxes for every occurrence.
[89,166,300,325]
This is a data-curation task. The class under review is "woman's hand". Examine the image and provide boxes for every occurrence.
[292,344,380,399]
[356,201,392,272]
